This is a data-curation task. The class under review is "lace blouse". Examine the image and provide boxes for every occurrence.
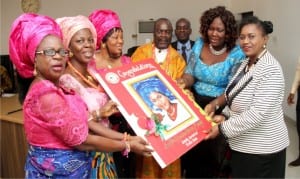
[23,80,89,149]
[59,74,110,127]
[185,37,245,97]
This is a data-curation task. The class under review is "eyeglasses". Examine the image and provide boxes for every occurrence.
[35,49,69,57]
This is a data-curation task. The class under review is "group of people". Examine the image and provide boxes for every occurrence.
[8,4,296,179]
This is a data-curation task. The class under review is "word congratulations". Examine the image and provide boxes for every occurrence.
[118,63,156,78]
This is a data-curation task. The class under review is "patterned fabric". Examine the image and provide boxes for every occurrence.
[25,145,92,178]
[88,55,131,74]
[59,74,109,115]
[59,74,117,178]
[90,152,117,179]
[23,80,89,149]
[88,55,133,178]
[222,50,289,154]
[23,80,91,178]
[131,42,185,178]
[185,37,245,97]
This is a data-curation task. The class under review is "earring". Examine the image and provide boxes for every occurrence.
[102,43,106,49]
[69,51,73,58]
[263,44,266,49]
[33,64,37,76]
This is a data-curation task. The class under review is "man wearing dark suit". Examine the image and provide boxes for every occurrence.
[171,18,194,63]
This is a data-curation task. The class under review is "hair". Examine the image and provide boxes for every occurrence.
[200,6,238,51]
[176,18,191,29]
[239,16,273,36]
[102,27,123,43]
[153,18,173,32]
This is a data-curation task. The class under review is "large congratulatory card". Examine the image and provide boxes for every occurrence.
[94,59,212,168]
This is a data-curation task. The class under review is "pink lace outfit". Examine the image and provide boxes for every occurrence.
[23,80,89,149]
[88,55,131,73]
[59,74,110,127]
[59,73,117,178]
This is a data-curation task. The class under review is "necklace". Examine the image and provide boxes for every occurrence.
[209,44,227,56]
[67,61,104,92]
[244,49,267,72]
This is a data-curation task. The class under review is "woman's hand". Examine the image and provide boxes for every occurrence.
[211,115,226,124]
[184,89,195,100]
[287,93,295,105]
[99,100,119,118]
[203,125,220,140]
[176,78,187,89]
[128,136,153,156]
[204,103,215,117]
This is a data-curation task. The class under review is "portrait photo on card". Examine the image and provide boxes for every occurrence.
[123,71,197,140]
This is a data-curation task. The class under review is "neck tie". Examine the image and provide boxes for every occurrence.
[181,45,187,61]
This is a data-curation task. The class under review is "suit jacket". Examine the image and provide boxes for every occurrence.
[171,40,195,50]
[171,40,195,62]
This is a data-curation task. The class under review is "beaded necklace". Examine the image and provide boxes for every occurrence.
[67,61,104,92]
[209,44,227,56]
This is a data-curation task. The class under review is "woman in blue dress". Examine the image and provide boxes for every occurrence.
[177,6,245,178]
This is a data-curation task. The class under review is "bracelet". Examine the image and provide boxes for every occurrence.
[122,141,130,158]
[122,132,130,158]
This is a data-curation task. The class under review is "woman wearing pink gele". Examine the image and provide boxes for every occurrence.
[88,9,137,178]
[9,13,91,178]
[88,9,131,72]
[9,13,152,178]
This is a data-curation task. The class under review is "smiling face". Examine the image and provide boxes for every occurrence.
[105,29,124,58]
[35,35,67,83]
[153,19,173,49]
[69,28,95,64]
[207,17,226,50]
[239,24,268,60]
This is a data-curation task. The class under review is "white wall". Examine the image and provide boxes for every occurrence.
[1,0,229,54]
[1,0,299,120]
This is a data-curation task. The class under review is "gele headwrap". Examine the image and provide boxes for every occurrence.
[133,76,176,111]
[55,15,97,49]
[88,9,121,49]
[9,13,62,78]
